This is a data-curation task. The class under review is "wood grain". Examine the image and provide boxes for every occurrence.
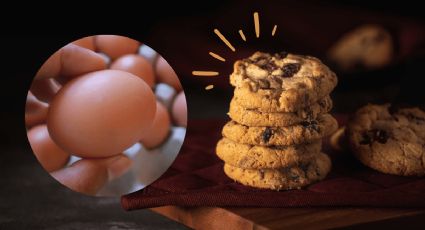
[151,206,425,229]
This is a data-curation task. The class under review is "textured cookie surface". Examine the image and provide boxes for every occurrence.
[230,52,337,112]
[229,96,333,127]
[328,24,393,71]
[347,104,425,176]
[216,138,321,169]
[222,114,338,146]
[224,152,331,190]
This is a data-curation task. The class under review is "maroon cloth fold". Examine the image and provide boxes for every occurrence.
[121,116,425,210]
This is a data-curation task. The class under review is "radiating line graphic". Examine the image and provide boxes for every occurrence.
[213,29,236,52]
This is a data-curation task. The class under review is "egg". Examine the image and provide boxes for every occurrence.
[95,35,140,60]
[72,36,95,50]
[155,56,182,91]
[27,124,70,172]
[171,92,187,127]
[47,69,156,158]
[25,92,48,128]
[140,101,171,149]
[110,54,155,87]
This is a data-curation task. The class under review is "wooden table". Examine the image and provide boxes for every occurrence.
[151,206,425,229]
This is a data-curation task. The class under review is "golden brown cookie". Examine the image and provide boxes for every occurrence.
[347,104,425,176]
[224,152,331,190]
[216,137,321,169]
[222,114,338,146]
[230,52,337,112]
[229,96,333,127]
[328,24,393,71]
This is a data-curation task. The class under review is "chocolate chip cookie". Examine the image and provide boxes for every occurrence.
[229,96,333,127]
[328,24,393,71]
[224,152,331,190]
[216,137,321,169]
[347,104,425,176]
[230,52,337,112]
[222,114,338,146]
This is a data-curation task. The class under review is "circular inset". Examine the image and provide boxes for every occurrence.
[26,35,187,196]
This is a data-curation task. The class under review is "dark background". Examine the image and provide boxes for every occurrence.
[1,1,425,229]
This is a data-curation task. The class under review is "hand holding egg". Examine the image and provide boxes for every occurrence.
[26,35,187,196]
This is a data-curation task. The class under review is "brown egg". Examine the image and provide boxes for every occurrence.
[95,35,140,60]
[25,92,48,128]
[27,124,70,172]
[171,92,187,127]
[48,70,156,158]
[140,101,171,149]
[110,54,155,88]
[72,36,95,50]
[155,56,182,91]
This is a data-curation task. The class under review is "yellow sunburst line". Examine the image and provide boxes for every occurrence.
[254,12,260,38]
[192,71,219,76]
[205,85,214,90]
[209,52,226,62]
[239,30,246,41]
[214,29,236,52]
[272,25,277,36]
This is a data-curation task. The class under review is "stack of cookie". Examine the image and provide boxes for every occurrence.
[216,52,338,190]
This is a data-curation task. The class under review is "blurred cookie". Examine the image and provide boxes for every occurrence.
[222,114,338,146]
[328,25,393,71]
[229,96,332,127]
[230,52,337,112]
[224,152,331,190]
[347,104,425,176]
[216,138,321,169]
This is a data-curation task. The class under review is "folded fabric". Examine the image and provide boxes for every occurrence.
[121,117,425,210]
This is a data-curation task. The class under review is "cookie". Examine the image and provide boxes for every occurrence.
[224,152,331,190]
[229,96,333,127]
[230,52,337,112]
[216,137,321,169]
[328,24,393,71]
[222,114,338,146]
[347,104,425,176]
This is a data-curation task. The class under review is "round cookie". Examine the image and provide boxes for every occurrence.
[230,52,337,112]
[347,104,425,176]
[229,96,333,127]
[216,138,321,169]
[222,114,338,146]
[328,24,393,71]
[224,152,331,190]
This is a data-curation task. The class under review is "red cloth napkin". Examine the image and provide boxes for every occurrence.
[121,116,425,210]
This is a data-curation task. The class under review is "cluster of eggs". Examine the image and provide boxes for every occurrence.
[26,35,187,173]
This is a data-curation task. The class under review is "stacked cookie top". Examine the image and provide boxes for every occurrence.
[217,51,338,190]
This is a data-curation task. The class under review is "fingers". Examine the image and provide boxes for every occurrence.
[29,78,60,102]
[57,44,107,83]
[50,154,132,195]
[35,44,107,83]
[25,92,48,128]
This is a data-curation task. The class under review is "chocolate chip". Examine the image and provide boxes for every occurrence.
[275,51,288,59]
[262,127,273,143]
[264,62,278,72]
[360,129,389,145]
[281,63,301,78]
[388,104,400,115]
[300,120,319,132]
[300,163,310,174]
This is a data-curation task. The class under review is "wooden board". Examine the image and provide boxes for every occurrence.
[151,206,425,229]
